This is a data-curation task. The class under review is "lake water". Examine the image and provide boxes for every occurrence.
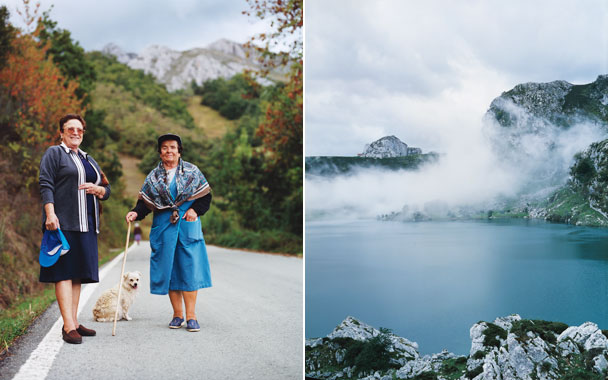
[305,218,608,355]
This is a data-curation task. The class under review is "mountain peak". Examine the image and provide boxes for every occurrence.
[100,39,262,91]
[361,135,421,158]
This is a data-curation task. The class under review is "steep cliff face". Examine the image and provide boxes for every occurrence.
[102,39,267,91]
[482,75,608,191]
[306,315,608,380]
[528,138,608,227]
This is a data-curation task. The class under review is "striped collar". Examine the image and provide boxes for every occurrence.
[60,142,87,157]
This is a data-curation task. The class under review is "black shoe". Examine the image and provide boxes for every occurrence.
[76,324,96,336]
[62,328,82,344]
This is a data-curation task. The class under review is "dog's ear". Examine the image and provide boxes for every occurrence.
[123,273,129,280]
[136,271,142,277]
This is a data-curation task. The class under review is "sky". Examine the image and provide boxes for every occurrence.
[2,0,271,52]
[305,0,608,156]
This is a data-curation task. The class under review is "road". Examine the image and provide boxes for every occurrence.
[1,242,303,380]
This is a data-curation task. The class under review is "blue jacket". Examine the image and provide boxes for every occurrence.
[39,143,111,233]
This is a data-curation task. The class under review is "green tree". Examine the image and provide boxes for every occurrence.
[0,6,16,68]
[244,0,303,236]
[37,8,96,104]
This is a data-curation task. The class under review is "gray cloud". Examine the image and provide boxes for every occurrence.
[305,0,608,156]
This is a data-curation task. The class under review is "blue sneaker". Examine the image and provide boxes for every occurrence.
[169,317,185,329]
[186,319,200,332]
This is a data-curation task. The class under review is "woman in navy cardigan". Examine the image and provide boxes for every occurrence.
[39,114,111,344]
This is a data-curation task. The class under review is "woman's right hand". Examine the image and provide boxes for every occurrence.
[45,213,60,231]
[125,211,138,224]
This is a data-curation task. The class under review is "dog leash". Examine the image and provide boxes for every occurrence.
[112,221,132,336]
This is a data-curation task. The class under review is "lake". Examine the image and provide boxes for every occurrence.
[305,218,608,355]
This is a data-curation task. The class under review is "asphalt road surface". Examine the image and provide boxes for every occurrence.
[1,242,303,380]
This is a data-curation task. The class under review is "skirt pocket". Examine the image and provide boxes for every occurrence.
[180,219,203,245]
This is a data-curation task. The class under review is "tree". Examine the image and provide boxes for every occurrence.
[37,8,96,104]
[0,6,16,68]
[244,0,303,234]
[0,25,83,187]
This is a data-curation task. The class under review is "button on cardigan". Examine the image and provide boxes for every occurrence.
[39,143,111,233]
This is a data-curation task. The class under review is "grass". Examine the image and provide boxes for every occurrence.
[540,187,608,226]
[440,357,468,380]
[510,319,569,345]
[187,96,235,139]
[481,322,507,348]
[119,154,147,200]
[0,286,56,357]
[92,83,208,157]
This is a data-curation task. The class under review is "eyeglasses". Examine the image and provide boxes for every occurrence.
[66,127,84,135]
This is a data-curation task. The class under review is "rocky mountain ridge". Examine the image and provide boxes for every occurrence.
[305,154,438,177]
[102,39,274,91]
[306,315,608,380]
[485,75,608,129]
[483,75,608,192]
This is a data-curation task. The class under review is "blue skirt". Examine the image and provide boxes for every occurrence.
[39,214,99,284]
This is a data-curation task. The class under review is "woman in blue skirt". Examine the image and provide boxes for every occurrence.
[125,134,212,332]
[39,114,111,344]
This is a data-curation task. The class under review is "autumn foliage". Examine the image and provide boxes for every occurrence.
[0,5,84,312]
[244,0,303,166]
[0,29,83,145]
[0,27,83,184]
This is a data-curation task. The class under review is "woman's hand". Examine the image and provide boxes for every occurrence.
[44,203,60,230]
[183,208,198,222]
[45,213,60,231]
[79,182,105,198]
[126,211,138,223]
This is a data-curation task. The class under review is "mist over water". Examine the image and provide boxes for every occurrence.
[306,115,607,220]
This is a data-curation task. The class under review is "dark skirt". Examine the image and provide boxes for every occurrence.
[39,214,99,284]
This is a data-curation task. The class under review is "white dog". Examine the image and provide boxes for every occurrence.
[93,271,142,322]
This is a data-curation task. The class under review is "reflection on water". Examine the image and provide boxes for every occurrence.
[305,219,608,355]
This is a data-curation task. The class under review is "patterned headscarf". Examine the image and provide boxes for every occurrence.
[139,158,210,212]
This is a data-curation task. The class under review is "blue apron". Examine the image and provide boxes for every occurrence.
[148,175,212,294]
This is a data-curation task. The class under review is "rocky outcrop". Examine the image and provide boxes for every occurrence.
[102,39,273,91]
[485,75,608,130]
[306,315,608,380]
[360,136,422,158]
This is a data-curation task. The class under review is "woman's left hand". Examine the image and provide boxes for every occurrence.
[183,208,198,222]
[79,182,105,198]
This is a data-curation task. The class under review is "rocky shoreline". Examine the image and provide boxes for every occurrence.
[306,315,608,380]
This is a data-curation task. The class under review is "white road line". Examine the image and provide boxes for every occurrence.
[12,246,130,380]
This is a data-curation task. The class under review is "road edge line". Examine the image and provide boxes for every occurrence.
[11,245,130,380]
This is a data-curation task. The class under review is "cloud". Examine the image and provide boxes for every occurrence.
[305,0,608,156]
[306,116,607,220]
[3,0,271,52]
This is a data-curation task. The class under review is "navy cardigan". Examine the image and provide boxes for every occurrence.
[39,143,111,233]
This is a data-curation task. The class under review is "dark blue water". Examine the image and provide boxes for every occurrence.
[305,218,608,355]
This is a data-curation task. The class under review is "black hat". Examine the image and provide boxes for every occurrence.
[157,133,182,150]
